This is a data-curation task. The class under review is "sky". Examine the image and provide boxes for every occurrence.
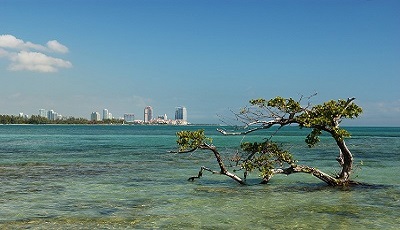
[0,0,399,126]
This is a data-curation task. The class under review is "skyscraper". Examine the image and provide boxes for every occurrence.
[47,110,58,121]
[124,113,135,123]
[91,112,100,121]
[175,106,187,123]
[39,109,47,118]
[144,106,153,123]
[103,109,109,120]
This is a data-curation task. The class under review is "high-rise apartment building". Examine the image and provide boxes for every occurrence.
[124,113,135,123]
[175,106,187,122]
[103,109,110,120]
[91,112,101,121]
[144,106,153,123]
[39,109,47,118]
[47,110,61,121]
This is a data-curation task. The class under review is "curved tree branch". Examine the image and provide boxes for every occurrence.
[217,118,294,136]
[262,165,339,186]
[197,143,246,184]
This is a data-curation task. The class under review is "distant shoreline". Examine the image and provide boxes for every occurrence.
[0,123,221,126]
[1,123,399,128]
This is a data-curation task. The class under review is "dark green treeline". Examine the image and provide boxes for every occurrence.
[0,115,123,125]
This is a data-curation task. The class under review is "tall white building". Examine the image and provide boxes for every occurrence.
[39,109,47,118]
[103,109,110,120]
[144,106,153,123]
[91,112,100,121]
[47,110,61,121]
[124,113,135,123]
[175,106,187,124]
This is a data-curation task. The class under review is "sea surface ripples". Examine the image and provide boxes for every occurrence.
[0,125,399,229]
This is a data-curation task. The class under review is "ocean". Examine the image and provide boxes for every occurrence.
[0,125,399,229]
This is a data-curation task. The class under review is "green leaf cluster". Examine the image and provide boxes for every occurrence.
[298,99,362,144]
[240,141,295,177]
[305,128,322,147]
[176,129,212,152]
[298,99,362,127]
[250,97,302,114]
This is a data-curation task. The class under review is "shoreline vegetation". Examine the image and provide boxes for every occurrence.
[0,114,219,126]
[0,114,124,125]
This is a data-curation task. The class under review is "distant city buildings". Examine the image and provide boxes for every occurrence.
[89,109,114,121]
[125,106,189,125]
[91,112,100,121]
[175,106,188,125]
[18,113,29,119]
[158,114,168,120]
[30,105,190,125]
[39,109,46,118]
[124,113,135,123]
[144,106,153,123]
[102,109,112,120]
[38,109,62,121]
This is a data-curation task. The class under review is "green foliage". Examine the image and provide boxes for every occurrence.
[240,141,295,177]
[0,115,22,124]
[249,98,267,107]
[0,114,125,125]
[305,128,322,147]
[298,99,362,127]
[28,115,49,124]
[250,97,362,146]
[250,97,302,114]
[268,97,302,114]
[297,99,362,143]
[176,129,212,152]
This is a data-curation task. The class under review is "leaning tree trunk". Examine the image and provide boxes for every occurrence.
[336,139,353,183]
[259,136,355,186]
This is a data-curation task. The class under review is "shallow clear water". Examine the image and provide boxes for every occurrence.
[0,125,399,229]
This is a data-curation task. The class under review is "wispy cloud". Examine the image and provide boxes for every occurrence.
[0,34,72,73]
[352,99,400,126]
[46,40,69,53]
[375,100,400,113]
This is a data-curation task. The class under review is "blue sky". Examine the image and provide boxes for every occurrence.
[1,0,399,125]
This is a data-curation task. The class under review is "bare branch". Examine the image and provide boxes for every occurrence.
[217,117,293,136]
[217,126,266,135]
[188,166,221,181]
[265,164,339,186]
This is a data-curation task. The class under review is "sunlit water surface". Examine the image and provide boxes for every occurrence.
[0,125,399,229]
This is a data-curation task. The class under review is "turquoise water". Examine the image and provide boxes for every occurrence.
[0,125,399,229]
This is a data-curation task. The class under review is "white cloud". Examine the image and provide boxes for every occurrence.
[0,34,71,73]
[9,51,72,73]
[47,40,69,53]
[0,48,10,57]
[0,34,46,51]
[0,34,25,49]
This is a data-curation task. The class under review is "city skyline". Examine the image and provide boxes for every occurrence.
[33,105,188,123]
[1,1,399,126]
